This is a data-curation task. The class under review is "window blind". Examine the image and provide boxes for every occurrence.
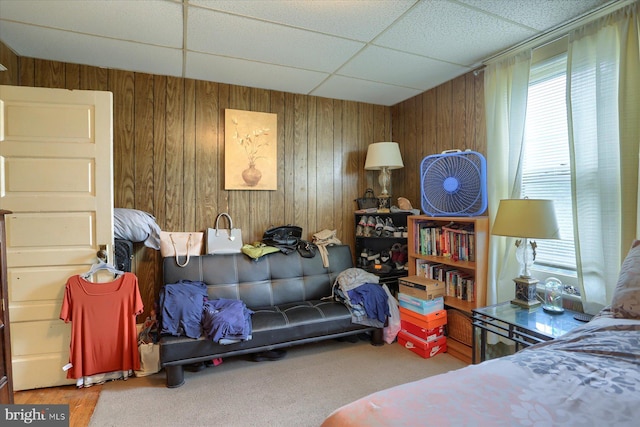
[522,54,577,274]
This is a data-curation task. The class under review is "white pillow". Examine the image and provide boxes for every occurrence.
[610,239,640,319]
[114,208,161,250]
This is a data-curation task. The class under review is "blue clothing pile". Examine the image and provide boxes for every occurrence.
[202,298,254,343]
[159,280,208,339]
[347,283,389,324]
[159,280,253,343]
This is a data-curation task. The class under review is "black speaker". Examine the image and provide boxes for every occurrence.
[115,239,134,272]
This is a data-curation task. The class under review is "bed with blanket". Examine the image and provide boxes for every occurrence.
[322,240,640,427]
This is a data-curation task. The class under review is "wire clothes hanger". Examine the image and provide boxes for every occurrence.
[81,261,125,280]
[80,245,125,280]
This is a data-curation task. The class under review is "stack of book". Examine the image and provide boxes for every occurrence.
[415,259,475,302]
[416,221,476,261]
[396,276,448,359]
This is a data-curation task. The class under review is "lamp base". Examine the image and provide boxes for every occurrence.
[511,276,540,309]
[377,195,391,213]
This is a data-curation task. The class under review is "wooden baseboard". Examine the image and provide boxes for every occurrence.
[446,337,472,364]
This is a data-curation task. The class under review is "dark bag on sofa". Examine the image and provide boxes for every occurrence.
[263,225,302,246]
[296,240,317,258]
[355,188,378,210]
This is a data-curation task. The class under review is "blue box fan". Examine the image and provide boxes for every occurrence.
[420,149,487,217]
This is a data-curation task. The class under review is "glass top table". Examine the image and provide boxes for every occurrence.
[471,301,585,363]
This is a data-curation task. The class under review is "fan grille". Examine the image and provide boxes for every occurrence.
[420,150,487,216]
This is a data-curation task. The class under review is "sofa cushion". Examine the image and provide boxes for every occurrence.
[611,239,640,319]
[160,299,366,364]
[163,245,354,308]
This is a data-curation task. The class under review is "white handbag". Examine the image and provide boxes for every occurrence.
[206,213,243,254]
[159,231,204,267]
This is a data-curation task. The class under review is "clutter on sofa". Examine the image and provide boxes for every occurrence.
[159,231,204,267]
[322,240,640,426]
[261,224,303,254]
[206,212,243,254]
[312,229,342,267]
[158,245,384,388]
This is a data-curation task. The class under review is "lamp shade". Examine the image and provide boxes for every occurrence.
[364,142,404,170]
[492,199,560,239]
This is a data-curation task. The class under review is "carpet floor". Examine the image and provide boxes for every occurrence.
[90,338,466,427]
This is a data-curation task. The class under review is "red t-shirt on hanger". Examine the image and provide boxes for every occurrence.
[60,272,144,379]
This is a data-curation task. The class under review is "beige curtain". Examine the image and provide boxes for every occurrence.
[484,51,532,305]
[567,2,640,314]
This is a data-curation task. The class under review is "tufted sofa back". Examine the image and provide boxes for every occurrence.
[162,245,353,308]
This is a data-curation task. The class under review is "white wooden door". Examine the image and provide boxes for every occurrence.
[0,85,113,390]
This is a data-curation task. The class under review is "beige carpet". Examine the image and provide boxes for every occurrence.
[90,338,466,427]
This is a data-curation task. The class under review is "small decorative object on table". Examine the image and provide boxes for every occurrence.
[542,277,564,313]
[377,195,391,212]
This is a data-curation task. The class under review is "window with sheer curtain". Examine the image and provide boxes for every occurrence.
[486,3,638,311]
[521,53,579,292]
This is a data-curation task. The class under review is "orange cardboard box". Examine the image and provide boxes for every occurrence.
[399,306,447,330]
[398,331,447,359]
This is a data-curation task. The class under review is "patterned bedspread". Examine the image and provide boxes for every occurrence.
[322,316,640,426]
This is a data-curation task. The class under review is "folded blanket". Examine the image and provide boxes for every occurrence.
[202,298,254,343]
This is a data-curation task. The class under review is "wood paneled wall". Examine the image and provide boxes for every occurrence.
[0,41,485,320]
[390,73,486,210]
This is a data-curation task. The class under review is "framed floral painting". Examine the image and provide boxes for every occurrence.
[224,109,277,190]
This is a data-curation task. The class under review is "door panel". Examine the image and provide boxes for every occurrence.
[11,354,71,391]
[4,104,93,141]
[4,157,94,193]
[10,322,70,355]
[0,85,113,390]
[8,213,95,247]
[10,267,82,302]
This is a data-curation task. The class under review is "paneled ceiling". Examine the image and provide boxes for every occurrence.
[0,0,619,106]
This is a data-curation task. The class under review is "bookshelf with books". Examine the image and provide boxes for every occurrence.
[407,215,489,363]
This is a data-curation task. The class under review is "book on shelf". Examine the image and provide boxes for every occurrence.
[416,221,476,262]
[464,276,475,302]
[417,221,441,256]
[468,233,475,262]
[415,259,429,277]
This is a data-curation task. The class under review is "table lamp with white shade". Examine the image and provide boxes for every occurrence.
[364,142,404,211]
[491,198,560,308]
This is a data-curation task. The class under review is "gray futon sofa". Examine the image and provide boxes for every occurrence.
[160,244,381,388]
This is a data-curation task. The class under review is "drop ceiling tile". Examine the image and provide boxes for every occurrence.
[376,0,538,66]
[190,0,415,41]
[457,0,611,31]
[339,45,471,90]
[0,22,182,76]
[186,51,329,95]
[0,0,182,48]
[0,0,620,106]
[312,75,422,106]
[187,7,365,73]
